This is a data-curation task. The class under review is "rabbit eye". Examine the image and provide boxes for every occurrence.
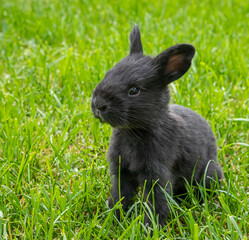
[128,87,140,96]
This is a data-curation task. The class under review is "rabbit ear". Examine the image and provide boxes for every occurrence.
[154,44,195,85]
[129,24,143,55]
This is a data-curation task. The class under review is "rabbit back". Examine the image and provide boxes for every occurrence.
[168,104,222,184]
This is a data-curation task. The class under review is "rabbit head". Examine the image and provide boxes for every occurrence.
[92,25,195,128]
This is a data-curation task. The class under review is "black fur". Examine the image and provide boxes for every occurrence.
[91,25,223,226]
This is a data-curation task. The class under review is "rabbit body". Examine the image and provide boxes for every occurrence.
[92,25,223,225]
[107,104,222,224]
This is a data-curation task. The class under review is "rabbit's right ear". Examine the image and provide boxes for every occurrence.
[129,24,143,55]
[154,44,195,85]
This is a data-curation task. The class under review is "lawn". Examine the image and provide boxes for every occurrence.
[0,0,248,239]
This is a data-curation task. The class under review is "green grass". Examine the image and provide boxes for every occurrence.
[0,0,248,239]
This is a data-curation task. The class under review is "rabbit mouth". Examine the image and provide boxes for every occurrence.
[99,116,123,127]
[92,102,127,127]
[98,113,127,128]
[97,116,105,123]
[94,109,117,126]
[93,109,106,123]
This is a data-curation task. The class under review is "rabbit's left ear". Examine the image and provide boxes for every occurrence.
[154,44,195,85]
[129,24,143,55]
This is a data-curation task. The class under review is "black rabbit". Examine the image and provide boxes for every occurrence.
[91,25,223,226]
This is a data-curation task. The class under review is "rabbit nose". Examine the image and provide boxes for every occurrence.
[96,104,107,112]
[92,97,107,112]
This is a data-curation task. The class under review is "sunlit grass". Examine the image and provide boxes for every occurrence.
[0,0,248,239]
